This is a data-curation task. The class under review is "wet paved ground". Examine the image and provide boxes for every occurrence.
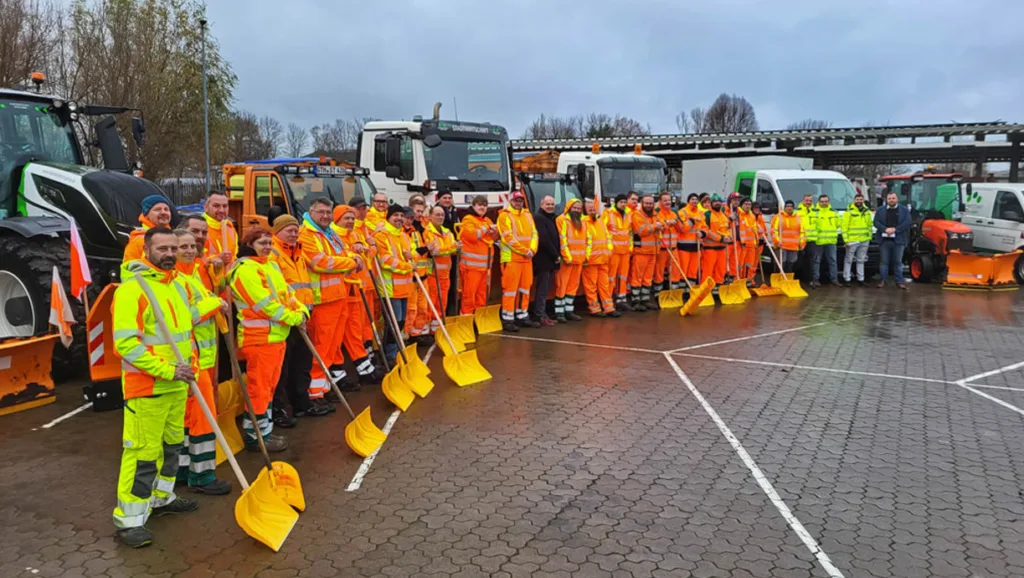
[3,285,1024,577]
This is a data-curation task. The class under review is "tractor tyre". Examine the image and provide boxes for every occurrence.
[1014,253,1024,285]
[909,254,935,283]
[0,236,87,382]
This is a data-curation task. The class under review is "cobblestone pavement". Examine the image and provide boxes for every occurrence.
[3,285,1024,577]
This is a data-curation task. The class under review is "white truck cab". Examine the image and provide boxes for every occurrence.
[556,147,668,207]
[358,105,512,207]
[957,182,1024,256]
[744,169,858,215]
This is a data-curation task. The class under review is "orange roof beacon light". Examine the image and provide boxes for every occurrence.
[591,143,601,154]
[30,72,45,92]
[633,144,642,155]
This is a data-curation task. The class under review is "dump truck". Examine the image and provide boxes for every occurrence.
[220,157,378,233]
[554,144,667,206]
[0,73,153,381]
[358,103,512,209]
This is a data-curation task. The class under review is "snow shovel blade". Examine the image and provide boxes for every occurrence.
[344,407,387,458]
[474,304,503,334]
[717,282,746,305]
[235,468,299,552]
[267,461,306,512]
[681,278,715,316]
[989,251,1021,289]
[439,327,467,355]
[779,279,808,298]
[399,343,431,377]
[382,366,415,411]
[752,284,783,297]
[451,315,476,344]
[442,349,491,387]
[770,273,787,287]
[657,288,685,309]
[400,362,435,398]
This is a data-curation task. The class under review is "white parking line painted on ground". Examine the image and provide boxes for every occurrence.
[674,352,955,384]
[667,311,889,353]
[967,383,1024,393]
[345,343,436,492]
[958,384,1024,418]
[958,360,1024,385]
[34,402,93,431]
[663,353,844,577]
[489,333,662,354]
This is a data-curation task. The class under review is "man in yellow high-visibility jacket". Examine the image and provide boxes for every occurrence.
[111,227,200,548]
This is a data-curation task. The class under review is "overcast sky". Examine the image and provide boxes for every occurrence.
[207,0,1024,138]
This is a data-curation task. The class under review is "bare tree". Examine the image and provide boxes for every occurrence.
[0,0,58,88]
[257,116,283,157]
[285,123,308,157]
[522,114,585,139]
[308,117,373,158]
[676,107,707,133]
[229,111,271,160]
[703,93,759,133]
[584,113,651,138]
[787,119,832,130]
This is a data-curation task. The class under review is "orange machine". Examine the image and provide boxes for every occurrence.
[881,170,1017,290]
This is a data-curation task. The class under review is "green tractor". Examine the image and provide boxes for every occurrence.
[0,75,166,380]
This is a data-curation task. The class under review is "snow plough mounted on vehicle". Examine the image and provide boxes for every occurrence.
[881,169,1019,290]
[0,73,158,392]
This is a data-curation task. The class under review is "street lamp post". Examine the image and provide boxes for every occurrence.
[200,17,211,192]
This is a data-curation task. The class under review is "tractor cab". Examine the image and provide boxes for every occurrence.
[222,158,378,233]
[881,170,964,221]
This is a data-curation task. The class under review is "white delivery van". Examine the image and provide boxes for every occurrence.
[681,156,812,201]
[957,182,1024,282]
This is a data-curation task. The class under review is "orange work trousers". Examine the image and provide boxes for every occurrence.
[655,249,683,286]
[460,266,489,315]
[184,368,216,436]
[555,263,583,316]
[240,341,287,415]
[703,247,727,284]
[679,247,699,280]
[501,260,532,323]
[308,298,348,399]
[740,245,759,279]
[583,264,614,314]
[407,280,431,337]
[609,253,630,298]
[423,275,450,333]
[632,253,657,288]
[727,243,743,278]
[343,296,370,360]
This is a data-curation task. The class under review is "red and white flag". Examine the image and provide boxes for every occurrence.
[49,266,75,348]
[68,217,92,300]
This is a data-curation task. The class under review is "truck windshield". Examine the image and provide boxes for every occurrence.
[286,174,376,213]
[885,179,959,216]
[423,139,509,191]
[0,99,81,211]
[598,166,665,197]
[777,178,857,209]
[526,179,581,215]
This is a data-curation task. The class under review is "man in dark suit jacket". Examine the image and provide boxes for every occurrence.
[872,191,912,289]
[531,195,560,325]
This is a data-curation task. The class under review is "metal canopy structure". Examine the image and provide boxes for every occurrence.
[511,122,1024,179]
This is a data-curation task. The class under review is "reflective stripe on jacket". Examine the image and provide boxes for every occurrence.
[424,222,457,280]
[738,209,759,247]
[656,205,682,246]
[270,237,314,306]
[631,209,660,254]
[459,214,498,270]
[373,222,414,298]
[203,213,238,266]
[842,204,873,243]
[498,207,538,264]
[602,208,633,255]
[797,205,818,243]
[229,256,307,348]
[814,206,840,245]
[703,210,731,248]
[557,201,589,264]
[677,205,703,245]
[174,262,222,370]
[585,216,613,265]
[112,260,196,400]
[772,212,805,251]
[299,215,357,304]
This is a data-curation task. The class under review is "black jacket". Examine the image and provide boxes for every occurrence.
[533,209,560,273]
[440,205,457,232]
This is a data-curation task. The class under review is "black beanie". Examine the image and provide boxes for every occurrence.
[386,204,405,218]
[613,193,628,203]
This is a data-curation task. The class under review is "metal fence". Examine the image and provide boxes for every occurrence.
[158,179,209,207]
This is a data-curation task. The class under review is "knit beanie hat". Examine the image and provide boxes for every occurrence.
[271,214,298,234]
[141,194,171,216]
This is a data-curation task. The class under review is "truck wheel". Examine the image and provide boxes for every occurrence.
[0,236,87,382]
[910,254,935,283]
[1015,254,1024,285]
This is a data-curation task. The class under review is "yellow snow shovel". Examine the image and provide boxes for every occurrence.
[445,254,478,344]
[369,256,433,401]
[474,246,503,334]
[763,242,808,298]
[719,240,751,304]
[136,274,296,552]
[414,272,491,387]
[750,231,782,297]
[223,323,305,512]
[299,329,388,456]
[659,245,689,309]
[695,240,715,307]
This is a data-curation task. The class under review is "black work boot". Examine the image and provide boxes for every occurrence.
[608,310,622,318]
[117,526,153,548]
[153,497,199,516]
[189,478,232,496]
[306,398,333,417]
[567,312,583,321]
[502,321,520,332]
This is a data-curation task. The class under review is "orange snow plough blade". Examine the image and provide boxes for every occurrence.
[989,251,1021,290]
[943,250,993,290]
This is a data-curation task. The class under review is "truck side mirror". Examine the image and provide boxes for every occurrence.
[383,135,403,179]
[131,117,146,148]
[423,134,442,148]
[574,164,586,185]
[94,116,129,172]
